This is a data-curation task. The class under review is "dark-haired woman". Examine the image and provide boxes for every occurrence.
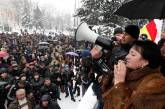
[103,40,165,109]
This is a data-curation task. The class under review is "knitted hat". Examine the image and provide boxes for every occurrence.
[113,27,123,35]
[41,94,51,101]
[125,25,140,39]
[0,67,8,74]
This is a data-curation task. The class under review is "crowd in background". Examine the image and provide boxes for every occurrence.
[0,31,95,109]
[0,25,165,109]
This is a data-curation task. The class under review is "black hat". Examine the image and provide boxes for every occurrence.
[0,67,8,74]
[48,64,54,68]
[113,27,123,35]
[33,72,39,76]
[11,61,18,67]
[125,25,140,39]
[41,94,51,101]
[19,73,26,78]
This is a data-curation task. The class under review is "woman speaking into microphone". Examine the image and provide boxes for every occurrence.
[103,40,165,109]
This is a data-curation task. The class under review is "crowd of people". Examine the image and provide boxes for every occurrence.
[0,32,92,109]
[0,24,165,109]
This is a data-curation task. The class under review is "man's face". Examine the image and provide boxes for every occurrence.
[16,92,26,100]
[40,64,45,68]
[121,32,135,44]
[49,66,53,70]
[29,64,34,69]
[34,75,39,79]
[44,79,51,86]
[114,33,124,43]
[13,49,17,53]
[32,54,35,59]
[13,66,18,70]
[161,42,165,57]
[161,32,165,39]
[42,101,49,107]
[0,72,8,78]
[20,76,26,81]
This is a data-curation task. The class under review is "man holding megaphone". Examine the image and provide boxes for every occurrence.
[75,22,140,70]
[90,24,140,68]
[90,27,124,59]
[93,24,139,109]
[75,22,115,50]
[76,22,140,109]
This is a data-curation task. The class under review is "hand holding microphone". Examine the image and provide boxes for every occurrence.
[114,60,127,85]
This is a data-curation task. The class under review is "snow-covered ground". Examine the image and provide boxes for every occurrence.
[57,68,83,109]
[58,92,82,109]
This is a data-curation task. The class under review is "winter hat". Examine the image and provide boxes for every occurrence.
[19,73,26,78]
[33,72,39,76]
[113,27,123,35]
[41,94,51,101]
[0,67,8,74]
[125,25,140,40]
[11,61,18,67]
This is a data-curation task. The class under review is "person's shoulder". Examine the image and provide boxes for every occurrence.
[34,104,41,109]
[137,73,165,93]
[40,85,45,89]
[51,101,61,109]
[8,100,19,108]
[51,83,57,87]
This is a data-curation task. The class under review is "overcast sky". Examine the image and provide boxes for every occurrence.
[33,0,80,14]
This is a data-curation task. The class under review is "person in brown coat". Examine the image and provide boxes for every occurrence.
[103,40,165,109]
[8,89,34,109]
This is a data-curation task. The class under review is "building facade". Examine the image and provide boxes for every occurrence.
[0,0,17,32]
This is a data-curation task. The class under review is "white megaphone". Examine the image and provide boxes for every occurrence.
[75,22,98,43]
[75,22,114,49]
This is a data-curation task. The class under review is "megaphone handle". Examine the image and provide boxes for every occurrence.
[95,37,113,50]
[90,45,103,59]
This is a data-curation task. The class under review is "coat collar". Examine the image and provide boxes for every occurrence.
[126,67,160,81]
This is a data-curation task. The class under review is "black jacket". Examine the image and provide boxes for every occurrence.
[40,83,59,100]
[108,43,133,69]
[35,101,61,109]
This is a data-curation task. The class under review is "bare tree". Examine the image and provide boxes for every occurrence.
[33,5,44,30]
[11,0,24,28]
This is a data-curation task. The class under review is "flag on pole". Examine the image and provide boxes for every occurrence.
[140,19,163,43]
